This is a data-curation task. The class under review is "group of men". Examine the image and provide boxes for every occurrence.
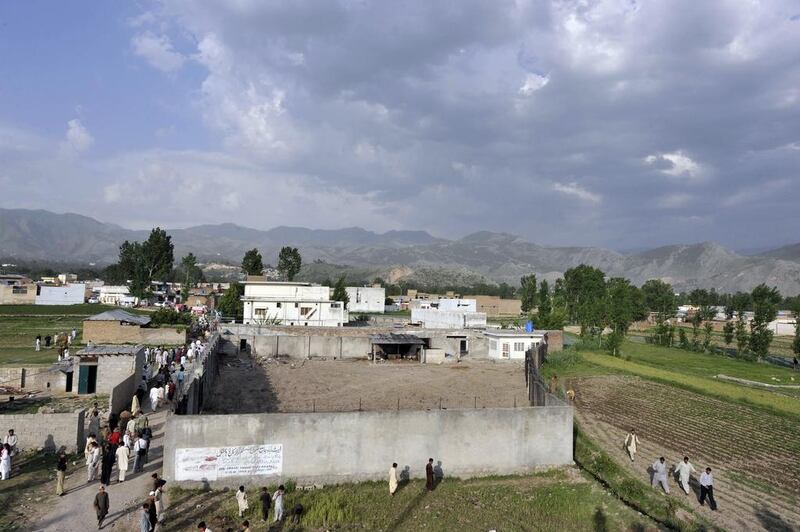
[1,429,18,480]
[93,472,166,531]
[625,429,718,511]
[387,458,442,496]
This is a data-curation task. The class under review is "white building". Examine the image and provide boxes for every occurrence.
[485,330,547,360]
[35,283,86,305]
[241,280,347,327]
[345,286,385,313]
[99,285,134,306]
[436,298,477,312]
[768,319,797,336]
[411,308,487,329]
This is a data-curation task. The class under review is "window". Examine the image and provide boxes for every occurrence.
[276,302,282,308]
[502,343,510,358]
[12,286,27,294]
[295,303,299,308]
[331,302,340,308]
[255,308,266,317]
[300,306,312,316]
[514,342,525,352]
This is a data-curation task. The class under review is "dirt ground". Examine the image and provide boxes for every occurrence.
[571,375,800,532]
[207,350,528,414]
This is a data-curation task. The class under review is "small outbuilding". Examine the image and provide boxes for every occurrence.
[83,309,185,345]
[370,333,425,361]
[74,344,145,414]
[484,330,547,360]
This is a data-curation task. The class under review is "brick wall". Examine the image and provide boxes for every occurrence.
[0,409,85,453]
[0,367,68,393]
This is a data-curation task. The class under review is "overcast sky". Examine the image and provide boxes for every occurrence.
[1,1,798,250]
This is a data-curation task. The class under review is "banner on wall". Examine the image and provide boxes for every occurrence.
[175,444,283,481]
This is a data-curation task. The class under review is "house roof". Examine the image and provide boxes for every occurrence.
[77,344,144,356]
[370,333,425,345]
[85,309,151,326]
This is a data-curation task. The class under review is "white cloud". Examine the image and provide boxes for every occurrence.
[656,193,692,209]
[644,151,702,179]
[62,119,94,153]
[518,73,549,96]
[552,182,602,203]
[131,31,186,73]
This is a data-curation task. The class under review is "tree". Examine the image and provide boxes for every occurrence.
[604,278,638,356]
[722,321,735,346]
[178,253,204,291]
[277,247,302,281]
[112,228,174,298]
[563,265,607,339]
[520,274,538,313]
[332,276,350,309]
[748,284,781,361]
[641,279,676,319]
[241,248,264,276]
[217,282,244,320]
[702,322,714,352]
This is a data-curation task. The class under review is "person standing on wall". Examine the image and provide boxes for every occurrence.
[425,458,435,491]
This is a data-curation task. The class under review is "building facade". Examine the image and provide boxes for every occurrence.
[241,280,348,327]
[345,286,385,313]
[484,331,547,360]
[0,274,36,305]
[35,283,86,305]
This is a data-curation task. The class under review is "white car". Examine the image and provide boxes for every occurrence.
[88,297,100,304]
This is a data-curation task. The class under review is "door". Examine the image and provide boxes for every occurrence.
[78,365,97,394]
[459,339,468,354]
[65,371,73,393]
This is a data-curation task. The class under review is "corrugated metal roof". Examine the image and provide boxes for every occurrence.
[85,309,151,326]
[370,333,425,345]
[77,344,144,356]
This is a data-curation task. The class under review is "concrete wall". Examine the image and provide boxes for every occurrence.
[0,409,85,453]
[164,405,573,487]
[411,308,487,329]
[109,373,135,415]
[83,321,186,345]
[0,367,68,393]
[345,287,385,313]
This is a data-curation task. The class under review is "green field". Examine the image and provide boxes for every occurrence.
[165,468,660,532]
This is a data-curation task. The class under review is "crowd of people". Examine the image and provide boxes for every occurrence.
[624,429,718,511]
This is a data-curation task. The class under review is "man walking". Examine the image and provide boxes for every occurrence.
[624,429,640,462]
[87,442,101,482]
[425,458,435,491]
[674,456,697,495]
[116,442,129,482]
[133,434,148,473]
[389,462,399,495]
[93,485,109,529]
[140,503,151,532]
[651,456,670,493]
[699,467,718,510]
[56,451,67,496]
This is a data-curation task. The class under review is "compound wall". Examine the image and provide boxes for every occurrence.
[163,405,573,488]
[0,409,85,453]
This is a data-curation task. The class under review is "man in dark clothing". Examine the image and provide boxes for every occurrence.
[147,493,158,531]
[425,458,435,491]
[699,467,718,511]
[100,444,115,485]
[152,473,162,492]
[94,485,109,529]
[56,451,68,496]
[259,486,271,521]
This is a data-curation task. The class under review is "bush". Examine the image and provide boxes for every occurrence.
[150,307,191,326]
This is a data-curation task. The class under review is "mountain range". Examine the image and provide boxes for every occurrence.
[1,208,799,295]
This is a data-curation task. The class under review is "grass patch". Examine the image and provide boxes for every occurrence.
[541,347,625,380]
[0,303,126,316]
[165,469,655,531]
[578,350,800,419]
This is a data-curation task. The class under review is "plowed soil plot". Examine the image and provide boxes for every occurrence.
[207,352,528,414]
[572,375,800,532]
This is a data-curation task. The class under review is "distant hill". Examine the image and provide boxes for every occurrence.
[1,208,799,295]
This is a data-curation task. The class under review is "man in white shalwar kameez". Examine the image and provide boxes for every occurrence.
[389,463,399,495]
[149,386,160,412]
[651,456,670,493]
[624,430,640,462]
[674,456,696,495]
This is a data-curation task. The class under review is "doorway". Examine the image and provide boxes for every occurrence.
[78,365,97,394]
[65,371,73,393]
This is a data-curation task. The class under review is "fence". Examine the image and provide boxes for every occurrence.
[264,394,531,414]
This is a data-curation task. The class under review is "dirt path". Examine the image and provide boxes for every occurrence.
[206,350,528,414]
[571,375,800,532]
[29,408,168,531]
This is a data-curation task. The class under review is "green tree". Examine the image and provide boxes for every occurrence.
[722,321,735,346]
[702,322,714,352]
[332,276,350,309]
[179,253,204,290]
[748,284,781,361]
[277,246,302,281]
[678,328,690,350]
[604,278,638,356]
[641,279,676,319]
[113,228,174,298]
[519,274,538,313]
[241,248,265,276]
[218,282,244,320]
[563,265,607,339]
